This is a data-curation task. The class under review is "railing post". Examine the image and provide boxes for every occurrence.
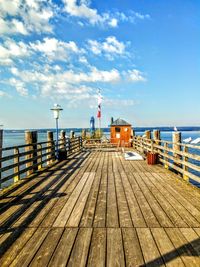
[32,131,38,171]
[60,130,66,150]
[164,142,169,169]
[47,131,55,165]
[153,130,160,145]
[14,148,20,182]
[81,136,83,149]
[172,131,182,174]
[25,131,34,176]
[183,146,189,181]
[145,130,151,154]
[153,130,161,161]
[37,144,42,170]
[68,138,71,154]
[81,129,86,140]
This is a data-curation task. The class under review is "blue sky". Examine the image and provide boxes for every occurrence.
[0,0,199,129]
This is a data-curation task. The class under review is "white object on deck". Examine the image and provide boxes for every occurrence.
[124,151,143,161]
[183,137,192,143]
[191,138,200,144]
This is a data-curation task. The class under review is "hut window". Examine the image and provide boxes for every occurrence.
[115,127,120,132]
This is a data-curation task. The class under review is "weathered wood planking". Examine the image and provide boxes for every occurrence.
[0,150,200,266]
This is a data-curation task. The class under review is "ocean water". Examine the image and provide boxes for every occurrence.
[1,127,200,188]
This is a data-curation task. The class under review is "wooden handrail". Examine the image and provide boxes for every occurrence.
[0,136,82,189]
[132,135,200,183]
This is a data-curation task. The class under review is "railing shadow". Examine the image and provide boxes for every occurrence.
[0,150,90,257]
[143,236,200,266]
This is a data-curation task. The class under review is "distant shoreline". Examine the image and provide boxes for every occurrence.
[2,126,200,133]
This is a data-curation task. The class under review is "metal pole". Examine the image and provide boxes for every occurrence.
[56,118,59,159]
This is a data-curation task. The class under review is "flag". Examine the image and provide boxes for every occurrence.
[97,104,101,118]
[97,91,102,118]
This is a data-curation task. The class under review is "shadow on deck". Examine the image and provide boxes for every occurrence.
[0,150,200,266]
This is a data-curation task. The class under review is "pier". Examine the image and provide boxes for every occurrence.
[0,132,200,266]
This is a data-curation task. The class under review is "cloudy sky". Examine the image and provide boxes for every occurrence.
[0,0,199,129]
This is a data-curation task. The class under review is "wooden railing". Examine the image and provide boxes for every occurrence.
[0,136,82,189]
[133,136,200,183]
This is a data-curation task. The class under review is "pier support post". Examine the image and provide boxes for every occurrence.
[0,129,3,185]
[172,132,182,175]
[25,131,34,176]
[47,131,55,165]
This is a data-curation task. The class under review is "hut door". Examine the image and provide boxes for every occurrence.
[115,127,121,138]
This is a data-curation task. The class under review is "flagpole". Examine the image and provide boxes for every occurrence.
[97,89,102,138]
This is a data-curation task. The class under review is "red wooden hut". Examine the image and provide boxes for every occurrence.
[110,118,132,147]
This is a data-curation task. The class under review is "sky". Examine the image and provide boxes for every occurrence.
[0,0,199,129]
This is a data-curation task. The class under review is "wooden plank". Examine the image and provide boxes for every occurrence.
[87,228,106,267]
[122,228,144,266]
[146,172,200,227]
[93,152,108,227]
[10,228,50,267]
[154,172,200,222]
[80,153,104,227]
[137,228,165,266]
[151,228,184,266]
[128,172,160,227]
[112,153,132,227]
[194,228,200,237]
[29,228,63,267]
[166,228,200,266]
[53,172,90,227]
[140,172,188,227]
[106,153,119,227]
[117,155,160,227]
[135,173,173,227]
[120,170,146,227]
[40,152,95,227]
[48,228,78,267]
[0,228,36,267]
[179,228,200,256]
[66,172,95,227]
[107,228,125,267]
[0,159,79,228]
[67,228,93,267]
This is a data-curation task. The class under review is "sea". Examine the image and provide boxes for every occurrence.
[1,126,200,188]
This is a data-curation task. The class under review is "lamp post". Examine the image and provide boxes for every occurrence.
[50,104,63,159]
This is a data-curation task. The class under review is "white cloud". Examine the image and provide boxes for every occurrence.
[0,0,55,36]
[88,36,127,58]
[8,66,121,103]
[29,38,82,61]
[0,90,9,97]
[0,39,30,65]
[117,11,151,23]
[127,69,146,82]
[63,0,119,27]
[9,78,28,96]
[62,0,150,27]
[108,18,118,27]
[104,98,136,107]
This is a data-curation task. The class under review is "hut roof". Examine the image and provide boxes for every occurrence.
[111,118,131,126]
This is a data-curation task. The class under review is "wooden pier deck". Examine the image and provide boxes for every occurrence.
[1,150,200,266]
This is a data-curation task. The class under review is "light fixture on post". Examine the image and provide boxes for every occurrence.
[50,104,63,159]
